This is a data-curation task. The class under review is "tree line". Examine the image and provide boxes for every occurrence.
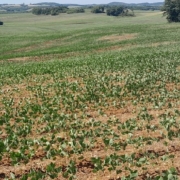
[32,6,134,17]
[91,1,180,21]
[0,4,30,13]
[32,6,85,16]
[91,6,134,16]
[31,0,180,22]
[32,6,68,16]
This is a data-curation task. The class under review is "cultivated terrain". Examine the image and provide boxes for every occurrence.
[0,10,180,179]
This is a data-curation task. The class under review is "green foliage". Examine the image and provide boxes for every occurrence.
[152,167,178,180]
[63,160,77,179]
[50,9,59,16]
[32,6,68,16]
[106,6,126,16]
[164,0,180,22]
[66,8,85,14]
[91,6,105,13]
[0,140,5,160]
[46,162,61,179]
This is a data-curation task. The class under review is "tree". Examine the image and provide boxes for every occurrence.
[91,6,105,13]
[32,6,68,16]
[51,9,59,16]
[164,0,180,22]
[123,9,135,17]
[67,8,85,14]
[32,7,43,15]
[0,21,3,25]
[106,6,124,16]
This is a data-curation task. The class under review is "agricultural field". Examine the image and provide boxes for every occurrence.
[0,10,180,180]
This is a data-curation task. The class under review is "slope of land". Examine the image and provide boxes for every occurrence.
[0,10,180,179]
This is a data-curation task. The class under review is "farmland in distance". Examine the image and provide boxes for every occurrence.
[0,10,180,179]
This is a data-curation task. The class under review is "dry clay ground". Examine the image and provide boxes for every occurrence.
[0,34,180,179]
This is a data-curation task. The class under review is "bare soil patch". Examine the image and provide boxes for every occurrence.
[7,57,30,62]
[98,33,138,42]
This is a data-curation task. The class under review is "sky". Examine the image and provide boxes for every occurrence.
[0,0,163,5]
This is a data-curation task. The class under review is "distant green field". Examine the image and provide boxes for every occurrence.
[0,11,180,180]
[0,10,173,61]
